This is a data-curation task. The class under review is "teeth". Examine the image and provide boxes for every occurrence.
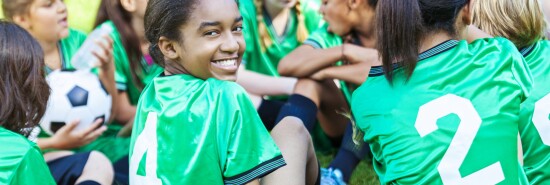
[215,59,236,67]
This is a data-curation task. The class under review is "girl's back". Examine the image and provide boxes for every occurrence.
[352,38,531,184]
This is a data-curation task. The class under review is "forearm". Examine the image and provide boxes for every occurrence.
[115,92,137,124]
[278,45,342,77]
[98,69,118,123]
[237,67,297,96]
[320,64,371,86]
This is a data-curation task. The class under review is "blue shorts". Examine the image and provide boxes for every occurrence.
[47,152,90,185]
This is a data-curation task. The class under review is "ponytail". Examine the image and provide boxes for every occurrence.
[376,0,424,83]
[294,0,308,43]
[254,0,272,50]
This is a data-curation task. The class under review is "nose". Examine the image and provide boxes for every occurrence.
[220,33,240,54]
[318,4,325,15]
[57,0,67,13]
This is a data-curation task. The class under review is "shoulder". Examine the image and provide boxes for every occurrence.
[206,79,249,100]
[0,128,40,163]
[238,0,257,18]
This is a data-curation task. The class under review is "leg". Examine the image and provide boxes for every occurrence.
[262,117,319,185]
[75,151,114,185]
[324,123,370,183]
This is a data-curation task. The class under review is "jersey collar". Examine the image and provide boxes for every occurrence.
[368,40,459,77]
[519,43,537,57]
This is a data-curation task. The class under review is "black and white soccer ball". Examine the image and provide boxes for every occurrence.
[39,69,112,135]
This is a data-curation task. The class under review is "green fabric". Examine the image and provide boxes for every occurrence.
[65,0,101,33]
[303,24,359,104]
[60,28,87,70]
[351,38,532,185]
[240,0,323,77]
[0,127,55,185]
[130,74,285,184]
[519,40,550,185]
[98,20,163,105]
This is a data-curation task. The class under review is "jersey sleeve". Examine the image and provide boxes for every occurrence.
[303,25,342,49]
[218,83,286,184]
[503,39,534,101]
[10,146,56,185]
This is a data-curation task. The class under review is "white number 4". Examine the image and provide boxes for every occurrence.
[415,94,505,185]
[130,112,162,185]
[533,93,550,146]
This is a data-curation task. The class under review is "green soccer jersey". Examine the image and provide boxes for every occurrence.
[97,21,163,105]
[351,38,532,185]
[240,0,323,76]
[130,74,286,184]
[0,127,55,185]
[518,40,550,184]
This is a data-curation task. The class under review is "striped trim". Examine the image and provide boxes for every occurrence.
[303,39,322,49]
[519,44,536,57]
[368,40,459,77]
[116,82,128,90]
[224,155,286,185]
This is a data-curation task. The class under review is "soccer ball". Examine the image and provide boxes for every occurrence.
[39,69,112,135]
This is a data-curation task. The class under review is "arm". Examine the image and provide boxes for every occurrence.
[311,62,372,85]
[114,92,137,124]
[245,179,260,185]
[236,66,297,96]
[94,35,118,123]
[278,44,343,77]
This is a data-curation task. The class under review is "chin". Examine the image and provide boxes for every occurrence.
[214,75,238,82]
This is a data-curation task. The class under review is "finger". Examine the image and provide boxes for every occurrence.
[92,49,110,65]
[83,125,107,144]
[78,119,103,136]
[59,120,80,133]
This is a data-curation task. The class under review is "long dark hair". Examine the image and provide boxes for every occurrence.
[144,0,199,67]
[376,0,469,83]
[95,0,144,89]
[0,21,50,137]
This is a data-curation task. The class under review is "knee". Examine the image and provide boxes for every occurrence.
[277,117,312,141]
[85,151,114,182]
[293,79,322,105]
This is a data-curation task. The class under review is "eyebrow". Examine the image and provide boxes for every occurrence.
[198,16,243,30]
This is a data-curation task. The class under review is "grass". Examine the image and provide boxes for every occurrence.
[317,152,380,185]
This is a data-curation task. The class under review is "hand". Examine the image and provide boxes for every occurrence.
[342,44,381,66]
[49,119,107,150]
[92,35,114,73]
[310,69,327,81]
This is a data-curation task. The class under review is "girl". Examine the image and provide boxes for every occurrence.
[130,0,320,184]
[0,20,54,185]
[279,0,379,183]
[473,0,550,184]
[237,0,349,141]
[93,0,163,136]
[3,0,116,184]
[352,0,532,184]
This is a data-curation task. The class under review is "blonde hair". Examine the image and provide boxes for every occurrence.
[2,0,34,21]
[473,0,547,48]
[253,0,309,50]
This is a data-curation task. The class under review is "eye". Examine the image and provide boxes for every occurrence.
[233,25,243,33]
[204,30,220,37]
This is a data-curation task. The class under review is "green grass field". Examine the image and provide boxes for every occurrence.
[317,152,379,185]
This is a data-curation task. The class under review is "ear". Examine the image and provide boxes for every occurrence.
[120,0,137,13]
[461,0,475,25]
[12,15,32,30]
[347,0,361,10]
[158,36,180,60]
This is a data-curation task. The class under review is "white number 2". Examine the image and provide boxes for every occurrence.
[415,94,505,185]
[130,112,162,185]
[533,93,550,146]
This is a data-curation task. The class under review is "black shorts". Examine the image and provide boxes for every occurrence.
[47,152,91,185]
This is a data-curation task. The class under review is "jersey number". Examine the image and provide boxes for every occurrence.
[415,94,505,185]
[130,112,161,185]
[533,93,550,146]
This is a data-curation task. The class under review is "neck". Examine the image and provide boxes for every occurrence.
[131,16,146,45]
[39,39,58,56]
[164,61,189,75]
[264,3,286,20]
[419,31,453,53]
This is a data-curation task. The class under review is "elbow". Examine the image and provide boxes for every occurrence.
[277,59,295,76]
